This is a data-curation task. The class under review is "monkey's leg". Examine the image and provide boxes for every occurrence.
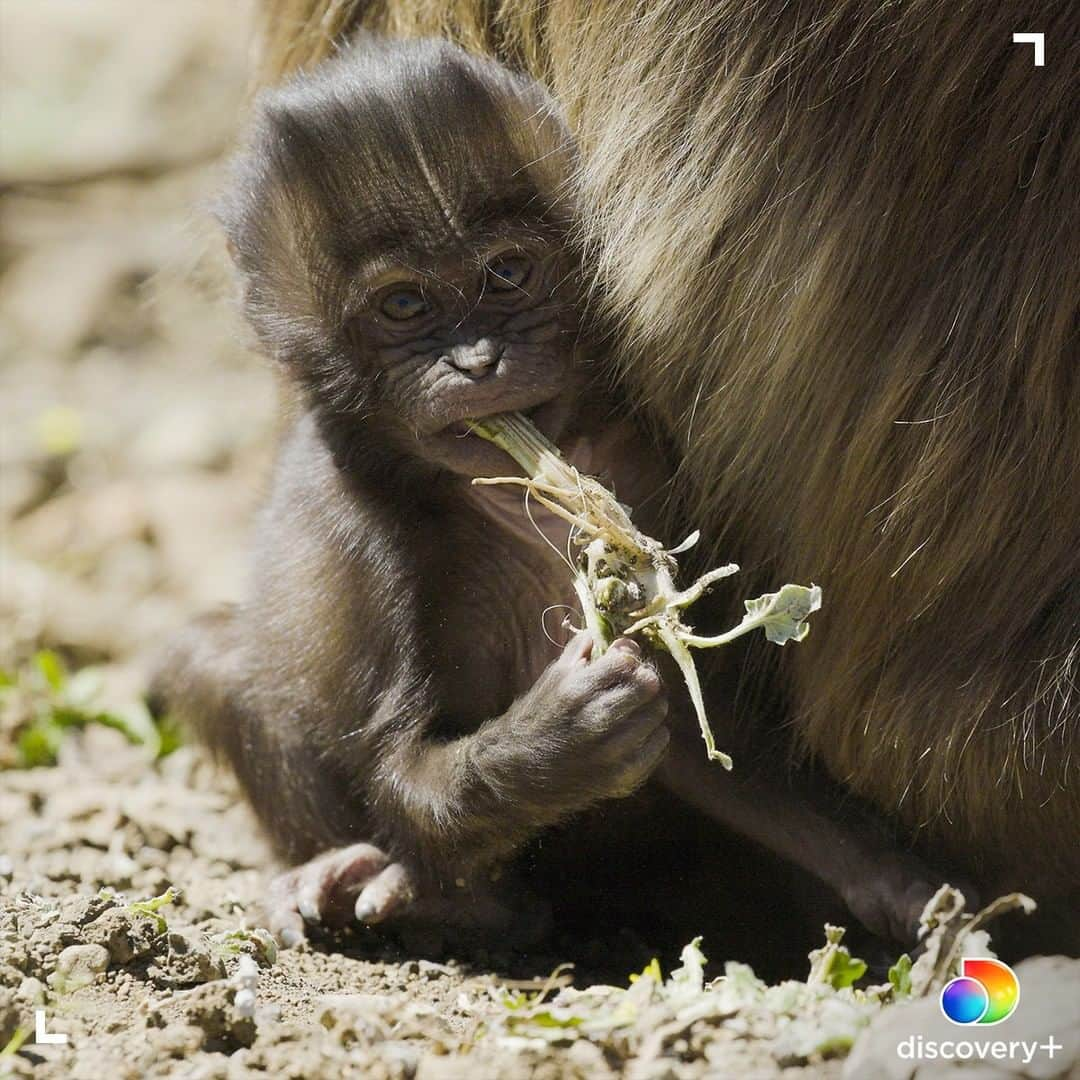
[202,632,662,947]
[148,609,244,753]
[151,611,424,942]
[658,725,951,944]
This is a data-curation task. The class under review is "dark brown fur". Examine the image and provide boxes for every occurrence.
[251,1,1080,948]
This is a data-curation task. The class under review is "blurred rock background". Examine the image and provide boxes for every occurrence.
[1,1,273,687]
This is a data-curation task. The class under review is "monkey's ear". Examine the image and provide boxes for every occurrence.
[224,236,240,265]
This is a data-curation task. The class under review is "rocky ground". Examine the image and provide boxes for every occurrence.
[2,3,1077,1077]
[0,727,869,1080]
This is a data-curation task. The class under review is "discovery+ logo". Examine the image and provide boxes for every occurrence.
[940,958,1019,1025]
[896,959,1064,1067]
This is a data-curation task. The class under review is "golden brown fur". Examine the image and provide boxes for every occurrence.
[252,1,1080,925]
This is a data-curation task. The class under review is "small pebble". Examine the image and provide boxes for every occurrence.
[53,943,110,989]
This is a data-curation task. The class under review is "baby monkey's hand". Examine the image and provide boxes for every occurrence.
[513,633,670,806]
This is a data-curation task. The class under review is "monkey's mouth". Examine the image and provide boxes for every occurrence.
[423,388,581,479]
[445,397,564,441]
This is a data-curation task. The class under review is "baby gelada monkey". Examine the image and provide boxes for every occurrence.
[158,35,947,951]
[155,36,673,944]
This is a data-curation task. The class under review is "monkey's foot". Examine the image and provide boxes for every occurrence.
[267,843,416,946]
[840,853,977,945]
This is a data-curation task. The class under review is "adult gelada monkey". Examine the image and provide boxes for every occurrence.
[246,2,1080,954]
[154,36,950,950]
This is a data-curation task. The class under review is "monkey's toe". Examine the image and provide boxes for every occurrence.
[355,862,417,924]
[267,842,397,945]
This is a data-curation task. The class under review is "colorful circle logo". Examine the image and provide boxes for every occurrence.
[940,958,1019,1025]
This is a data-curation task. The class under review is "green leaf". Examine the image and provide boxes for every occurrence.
[815,1034,856,1057]
[34,650,66,692]
[152,712,185,758]
[808,924,868,990]
[17,722,62,767]
[99,700,159,747]
[675,582,822,652]
[629,957,662,984]
[741,584,823,645]
[127,886,178,934]
[49,706,93,731]
[0,1026,30,1058]
[0,669,15,689]
[517,1010,583,1029]
[888,954,913,998]
[827,951,867,990]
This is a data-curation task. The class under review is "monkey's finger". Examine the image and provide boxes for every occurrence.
[600,699,669,752]
[355,862,417,924]
[266,874,308,948]
[582,636,643,677]
[560,631,594,664]
[588,658,663,708]
[608,637,642,657]
[611,726,671,796]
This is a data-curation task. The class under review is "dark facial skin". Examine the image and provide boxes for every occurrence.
[154,37,956,952]
[348,239,586,478]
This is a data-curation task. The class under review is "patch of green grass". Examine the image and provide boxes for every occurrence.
[0,650,182,768]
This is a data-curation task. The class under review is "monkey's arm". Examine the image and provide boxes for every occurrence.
[248,631,667,943]
[368,633,668,877]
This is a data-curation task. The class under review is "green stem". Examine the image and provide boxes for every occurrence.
[573,572,613,654]
[675,619,766,649]
[656,622,732,770]
[467,413,562,477]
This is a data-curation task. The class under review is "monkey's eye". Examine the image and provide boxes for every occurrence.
[486,254,532,292]
[378,287,429,321]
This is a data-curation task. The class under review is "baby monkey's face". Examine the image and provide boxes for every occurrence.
[351,233,584,477]
[222,40,586,479]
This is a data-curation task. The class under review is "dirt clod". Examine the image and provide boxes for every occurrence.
[51,943,111,991]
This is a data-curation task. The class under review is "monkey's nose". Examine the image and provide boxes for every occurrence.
[441,342,504,378]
